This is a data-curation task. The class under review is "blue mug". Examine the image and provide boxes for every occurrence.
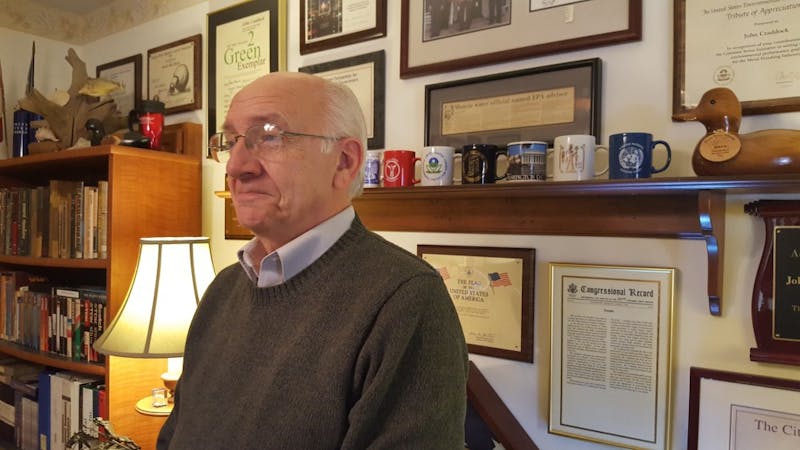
[608,132,671,179]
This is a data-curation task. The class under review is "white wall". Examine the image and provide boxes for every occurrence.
[4,1,800,449]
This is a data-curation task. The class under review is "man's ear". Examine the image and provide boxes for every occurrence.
[333,138,364,190]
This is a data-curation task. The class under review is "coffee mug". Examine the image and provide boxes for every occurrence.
[421,146,460,186]
[507,141,547,182]
[461,144,508,184]
[608,132,672,179]
[550,135,609,181]
[382,149,420,187]
[364,149,382,188]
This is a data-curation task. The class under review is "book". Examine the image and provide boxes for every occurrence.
[37,369,53,450]
[96,181,108,260]
[50,372,100,450]
[48,180,82,259]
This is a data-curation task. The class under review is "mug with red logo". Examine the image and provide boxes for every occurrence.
[382,150,421,188]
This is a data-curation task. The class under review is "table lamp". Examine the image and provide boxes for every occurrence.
[94,237,215,415]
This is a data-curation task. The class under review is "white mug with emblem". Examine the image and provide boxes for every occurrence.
[421,146,460,186]
[550,135,609,181]
[364,150,382,188]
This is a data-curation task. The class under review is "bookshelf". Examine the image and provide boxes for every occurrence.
[0,145,201,450]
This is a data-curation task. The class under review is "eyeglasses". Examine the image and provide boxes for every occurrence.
[208,122,339,163]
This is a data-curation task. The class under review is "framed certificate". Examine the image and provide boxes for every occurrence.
[96,54,142,117]
[549,262,674,449]
[417,245,535,362]
[147,34,201,115]
[300,0,386,54]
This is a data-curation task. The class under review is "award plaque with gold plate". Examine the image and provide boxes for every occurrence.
[745,200,800,366]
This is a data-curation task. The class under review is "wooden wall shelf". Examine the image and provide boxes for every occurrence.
[352,175,800,316]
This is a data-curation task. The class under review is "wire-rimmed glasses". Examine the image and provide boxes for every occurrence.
[208,122,339,163]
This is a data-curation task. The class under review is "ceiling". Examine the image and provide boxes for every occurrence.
[0,0,206,45]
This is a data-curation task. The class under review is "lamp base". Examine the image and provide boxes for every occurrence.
[135,396,173,416]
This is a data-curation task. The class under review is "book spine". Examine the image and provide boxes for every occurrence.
[96,181,108,260]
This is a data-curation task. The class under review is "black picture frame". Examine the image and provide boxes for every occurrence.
[299,51,385,149]
[208,0,287,137]
[96,54,142,117]
[147,34,202,115]
[425,58,601,148]
[300,0,386,54]
[402,0,639,78]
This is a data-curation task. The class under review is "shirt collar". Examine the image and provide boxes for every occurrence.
[237,206,355,287]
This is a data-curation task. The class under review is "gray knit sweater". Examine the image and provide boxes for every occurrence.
[157,218,469,449]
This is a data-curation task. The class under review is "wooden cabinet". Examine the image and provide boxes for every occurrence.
[0,145,201,450]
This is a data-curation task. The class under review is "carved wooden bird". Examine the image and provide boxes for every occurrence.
[673,87,800,176]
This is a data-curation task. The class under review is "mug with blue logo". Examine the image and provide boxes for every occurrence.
[421,146,460,186]
[608,132,671,179]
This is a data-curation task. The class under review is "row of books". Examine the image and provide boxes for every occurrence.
[0,359,105,450]
[0,179,109,259]
[0,271,107,364]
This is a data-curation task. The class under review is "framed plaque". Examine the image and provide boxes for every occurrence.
[300,0,386,54]
[549,262,674,449]
[744,200,800,365]
[299,51,385,149]
[147,34,202,114]
[425,58,600,148]
[673,0,800,115]
[688,367,800,450]
[417,245,535,362]
[96,54,142,117]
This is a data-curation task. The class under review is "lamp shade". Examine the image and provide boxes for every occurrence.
[94,237,215,358]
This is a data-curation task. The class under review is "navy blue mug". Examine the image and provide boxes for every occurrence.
[608,132,671,179]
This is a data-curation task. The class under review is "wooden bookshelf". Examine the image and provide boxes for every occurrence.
[0,145,201,450]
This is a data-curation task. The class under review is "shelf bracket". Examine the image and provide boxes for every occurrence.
[698,190,725,316]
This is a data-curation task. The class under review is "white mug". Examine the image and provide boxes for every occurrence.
[421,146,460,186]
[549,135,609,181]
[364,149,382,188]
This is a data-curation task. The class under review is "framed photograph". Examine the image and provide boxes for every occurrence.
[299,51,385,149]
[208,0,287,136]
[300,0,387,54]
[549,263,675,449]
[466,361,539,450]
[96,54,142,117]
[147,34,202,115]
[673,0,800,116]
[688,367,800,450]
[425,58,600,148]
[417,245,535,362]
[401,0,640,78]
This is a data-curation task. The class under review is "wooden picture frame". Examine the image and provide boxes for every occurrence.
[208,0,287,137]
[300,0,386,54]
[147,34,202,115]
[401,0,640,78]
[425,58,601,148]
[299,51,385,149]
[688,367,800,450]
[466,361,538,450]
[96,54,142,117]
[549,262,674,449]
[673,0,800,116]
[417,245,535,362]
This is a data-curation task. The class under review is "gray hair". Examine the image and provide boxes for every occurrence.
[318,80,367,198]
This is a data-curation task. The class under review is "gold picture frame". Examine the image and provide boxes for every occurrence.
[147,34,202,115]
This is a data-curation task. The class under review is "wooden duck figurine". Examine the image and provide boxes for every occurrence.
[673,87,800,176]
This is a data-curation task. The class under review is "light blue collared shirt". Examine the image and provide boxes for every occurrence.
[237,206,356,287]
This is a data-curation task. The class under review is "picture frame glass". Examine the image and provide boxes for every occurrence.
[148,34,201,115]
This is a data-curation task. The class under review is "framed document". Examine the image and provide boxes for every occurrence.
[299,51,385,149]
[208,0,287,137]
[401,0,640,78]
[96,54,142,117]
[466,361,538,450]
[300,0,386,54]
[417,245,534,362]
[549,263,674,449]
[673,0,800,115]
[148,34,202,115]
[688,367,800,450]
[425,58,600,148]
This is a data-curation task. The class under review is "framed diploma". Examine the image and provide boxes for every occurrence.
[549,263,674,449]
[673,0,800,116]
[425,58,600,148]
[688,367,800,450]
[744,200,800,366]
[147,34,202,115]
[401,0,640,78]
[300,0,386,54]
[417,245,535,362]
[96,54,142,117]
[466,361,538,450]
[208,0,287,137]
[299,51,385,149]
